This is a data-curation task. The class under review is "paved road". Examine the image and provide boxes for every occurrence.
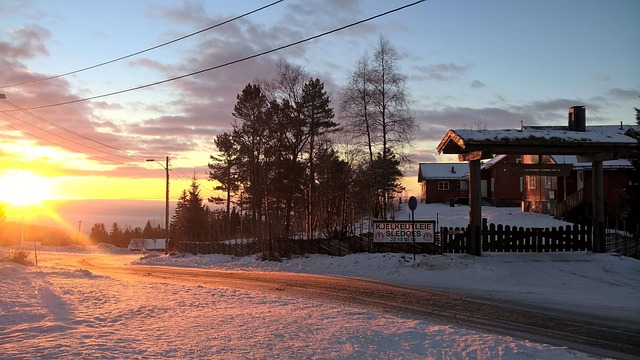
[64,254,640,359]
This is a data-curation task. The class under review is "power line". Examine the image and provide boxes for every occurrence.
[0,111,127,164]
[0,99,135,163]
[167,161,218,198]
[0,0,285,89]
[1,0,426,113]
[2,99,128,154]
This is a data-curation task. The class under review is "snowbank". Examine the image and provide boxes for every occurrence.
[135,251,640,323]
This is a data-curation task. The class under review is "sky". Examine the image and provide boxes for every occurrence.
[1,0,639,228]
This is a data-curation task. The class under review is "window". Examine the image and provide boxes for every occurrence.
[437,181,449,191]
[544,176,553,190]
[527,176,536,190]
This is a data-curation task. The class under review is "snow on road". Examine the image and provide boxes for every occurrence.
[1,204,638,359]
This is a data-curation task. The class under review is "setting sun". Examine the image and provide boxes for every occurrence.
[0,170,54,206]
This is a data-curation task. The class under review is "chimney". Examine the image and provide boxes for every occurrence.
[568,106,586,131]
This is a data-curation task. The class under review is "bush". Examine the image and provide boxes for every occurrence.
[4,250,31,265]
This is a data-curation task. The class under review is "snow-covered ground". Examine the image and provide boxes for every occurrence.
[393,202,573,229]
[1,204,639,359]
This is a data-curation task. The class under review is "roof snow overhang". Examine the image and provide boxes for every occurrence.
[437,126,639,161]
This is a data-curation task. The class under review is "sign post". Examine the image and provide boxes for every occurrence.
[408,196,418,260]
[372,221,435,242]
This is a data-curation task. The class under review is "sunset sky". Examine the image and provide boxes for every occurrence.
[1,0,639,229]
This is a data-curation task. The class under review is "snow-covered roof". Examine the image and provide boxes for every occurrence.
[551,155,634,170]
[418,163,468,181]
[480,154,508,170]
[456,125,638,144]
[437,124,639,156]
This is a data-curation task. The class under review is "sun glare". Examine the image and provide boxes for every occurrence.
[0,171,54,206]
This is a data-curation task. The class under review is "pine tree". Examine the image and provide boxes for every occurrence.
[298,78,337,238]
[171,179,209,243]
[208,131,240,238]
[109,222,123,246]
[89,223,109,244]
[142,220,155,238]
[231,83,269,241]
[171,190,189,242]
[263,98,306,238]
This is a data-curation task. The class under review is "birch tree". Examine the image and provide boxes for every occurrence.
[340,35,415,219]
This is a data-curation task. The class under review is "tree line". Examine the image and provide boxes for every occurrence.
[205,36,415,244]
[88,220,165,248]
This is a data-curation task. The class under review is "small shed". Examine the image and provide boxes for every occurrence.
[127,238,166,252]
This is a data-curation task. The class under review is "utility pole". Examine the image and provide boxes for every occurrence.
[77,220,82,244]
[164,156,169,254]
[147,156,170,255]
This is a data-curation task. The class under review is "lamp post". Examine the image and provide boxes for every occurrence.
[147,156,169,254]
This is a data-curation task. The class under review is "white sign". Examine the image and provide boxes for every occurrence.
[372,221,436,243]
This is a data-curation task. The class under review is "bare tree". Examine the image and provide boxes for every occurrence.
[340,35,415,219]
[341,53,377,163]
[261,59,310,105]
[369,35,415,161]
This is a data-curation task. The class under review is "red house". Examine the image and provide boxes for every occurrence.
[417,163,467,203]
[481,154,523,207]
[522,154,634,220]
[418,156,524,207]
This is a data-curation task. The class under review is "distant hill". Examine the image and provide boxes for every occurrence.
[0,221,75,246]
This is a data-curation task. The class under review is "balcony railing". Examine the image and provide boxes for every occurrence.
[554,188,584,217]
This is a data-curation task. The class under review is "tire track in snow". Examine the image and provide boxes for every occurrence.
[73,254,640,359]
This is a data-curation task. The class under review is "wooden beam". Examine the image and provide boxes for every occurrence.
[577,153,617,162]
[436,130,466,154]
[624,128,639,140]
[468,160,482,256]
[592,160,605,253]
[458,150,492,162]
[504,163,573,176]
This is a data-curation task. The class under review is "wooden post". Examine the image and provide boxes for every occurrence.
[468,159,482,256]
[592,160,605,253]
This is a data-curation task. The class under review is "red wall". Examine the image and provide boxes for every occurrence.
[423,179,461,203]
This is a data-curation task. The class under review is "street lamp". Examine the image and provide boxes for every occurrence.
[147,156,170,255]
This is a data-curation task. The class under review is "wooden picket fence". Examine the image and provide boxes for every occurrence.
[440,223,592,253]
[177,237,372,258]
[178,240,260,256]
[177,223,593,256]
[177,236,440,258]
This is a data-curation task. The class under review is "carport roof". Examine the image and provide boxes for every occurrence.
[437,125,639,157]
